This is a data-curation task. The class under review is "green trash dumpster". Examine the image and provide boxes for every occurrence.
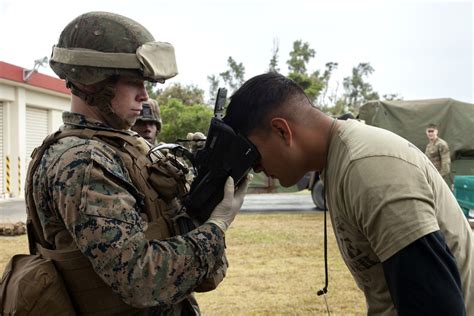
[454,176,474,220]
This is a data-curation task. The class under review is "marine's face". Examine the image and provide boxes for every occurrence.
[132,120,158,144]
[248,128,303,188]
[426,127,438,141]
[110,76,148,128]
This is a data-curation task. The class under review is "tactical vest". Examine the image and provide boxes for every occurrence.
[25,127,198,315]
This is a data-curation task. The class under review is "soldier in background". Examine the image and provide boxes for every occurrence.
[132,99,204,183]
[132,99,205,153]
[132,99,162,145]
[24,11,250,315]
[425,123,451,185]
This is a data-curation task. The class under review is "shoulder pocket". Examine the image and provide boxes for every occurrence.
[90,148,130,184]
[89,146,145,205]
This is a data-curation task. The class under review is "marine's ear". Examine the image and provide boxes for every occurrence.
[270,118,292,145]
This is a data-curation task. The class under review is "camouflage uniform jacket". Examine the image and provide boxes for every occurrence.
[29,112,226,311]
[425,137,451,177]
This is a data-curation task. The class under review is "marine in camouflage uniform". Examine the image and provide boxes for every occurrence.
[132,99,162,145]
[25,11,249,315]
[133,99,198,184]
[425,124,451,184]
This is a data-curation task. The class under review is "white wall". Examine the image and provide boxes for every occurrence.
[0,80,70,198]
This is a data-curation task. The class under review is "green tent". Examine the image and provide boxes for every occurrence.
[359,98,474,176]
[359,98,474,157]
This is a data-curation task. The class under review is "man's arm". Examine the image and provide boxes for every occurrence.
[382,231,466,315]
[52,142,227,308]
[439,142,451,177]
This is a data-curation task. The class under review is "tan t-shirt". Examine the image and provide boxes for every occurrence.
[322,120,473,315]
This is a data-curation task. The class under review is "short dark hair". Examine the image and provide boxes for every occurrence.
[223,72,307,136]
[427,123,438,129]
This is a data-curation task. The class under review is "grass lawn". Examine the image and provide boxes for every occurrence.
[0,212,366,314]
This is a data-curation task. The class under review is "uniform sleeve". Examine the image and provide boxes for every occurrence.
[51,142,225,308]
[439,142,451,177]
[342,156,440,262]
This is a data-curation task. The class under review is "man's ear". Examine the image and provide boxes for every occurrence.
[270,118,292,145]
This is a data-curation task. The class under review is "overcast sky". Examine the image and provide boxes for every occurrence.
[0,0,472,103]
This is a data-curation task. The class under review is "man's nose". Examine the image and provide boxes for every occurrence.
[253,163,263,173]
[138,84,148,102]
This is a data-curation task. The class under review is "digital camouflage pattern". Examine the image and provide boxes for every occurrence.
[425,137,451,177]
[30,111,226,311]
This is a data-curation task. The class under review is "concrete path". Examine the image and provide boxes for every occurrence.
[0,191,319,223]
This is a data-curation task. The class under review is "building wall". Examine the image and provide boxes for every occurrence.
[0,62,70,198]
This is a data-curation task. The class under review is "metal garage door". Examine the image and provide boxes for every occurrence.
[0,102,4,195]
[26,107,48,166]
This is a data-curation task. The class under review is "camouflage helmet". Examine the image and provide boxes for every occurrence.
[50,11,178,85]
[137,99,162,131]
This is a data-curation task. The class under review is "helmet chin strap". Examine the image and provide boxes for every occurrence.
[68,80,131,130]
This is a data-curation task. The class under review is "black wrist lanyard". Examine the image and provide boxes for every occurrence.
[317,118,337,315]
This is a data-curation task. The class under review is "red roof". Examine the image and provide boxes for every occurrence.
[0,61,70,95]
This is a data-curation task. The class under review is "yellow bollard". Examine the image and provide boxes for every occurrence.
[5,155,10,195]
[18,156,21,195]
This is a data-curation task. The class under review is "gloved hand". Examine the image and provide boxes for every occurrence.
[186,132,206,153]
[206,174,252,232]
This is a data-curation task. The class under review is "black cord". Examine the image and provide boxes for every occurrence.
[317,186,329,296]
[317,118,336,298]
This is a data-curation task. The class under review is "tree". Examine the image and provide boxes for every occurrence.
[287,40,315,74]
[207,56,246,104]
[145,82,158,100]
[343,63,380,110]
[159,98,213,143]
[286,40,332,104]
[383,93,403,101]
[318,62,339,108]
[268,38,280,72]
[149,84,211,143]
[155,83,205,106]
[287,71,325,103]
[325,98,347,116]
[207,74,220,105]
[219,56,245,93]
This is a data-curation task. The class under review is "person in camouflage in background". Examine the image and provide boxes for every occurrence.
[425,123,451,185]
[132,98,202,185]
[132,99,162,145]
[25,11,250,315]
